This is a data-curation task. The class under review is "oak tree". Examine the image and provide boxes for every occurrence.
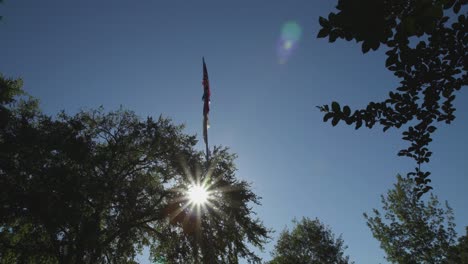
[0,75,269,263]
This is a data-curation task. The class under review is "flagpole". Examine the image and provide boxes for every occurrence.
[204,114,209,161]
[205,132,209,162]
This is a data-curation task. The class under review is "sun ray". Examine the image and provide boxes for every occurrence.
[187,184,210,205]
[168,202,191,222]
[210,184,243,193]
[167,154,238,238]
[199,163,216,188]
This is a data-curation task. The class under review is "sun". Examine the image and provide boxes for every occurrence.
[187,184,210,205]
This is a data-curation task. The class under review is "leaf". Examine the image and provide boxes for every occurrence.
[443,0,456,9]
[317,28,329,38]
[459,14,466,23]
[427,126,437,133]
[323,113,334,122]
[453,2,461,13]
[416,191,424,199]
[329,31,338,42]
[415,177,423,185]
[332,117,339,126]
[319,16,329,27]
[362,41,371,53]
[355,119,362,129]
[385,53,398,68]
[370,40,380,51]
[343,106,351,117]
[423,171,431,178]
[422,186,433,193]
[331,101,340,112]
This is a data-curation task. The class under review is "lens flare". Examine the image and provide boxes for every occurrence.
[281,21,302,42]
[277,21,302,64]
[187,184,209,205]
[164,159,244,236]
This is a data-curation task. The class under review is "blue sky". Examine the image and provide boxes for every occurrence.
[1,1,467,263]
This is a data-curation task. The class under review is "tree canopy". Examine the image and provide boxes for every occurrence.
[317,0,467,196]
[0,75,269,263]
[447,227,468,263]
[150,146,270,264]
[364,175,457,263]
[268,217,352,264]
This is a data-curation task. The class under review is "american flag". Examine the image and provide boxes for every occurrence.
[202,57,211,147]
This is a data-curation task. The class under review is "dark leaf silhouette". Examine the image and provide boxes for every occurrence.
[317,0,467,195]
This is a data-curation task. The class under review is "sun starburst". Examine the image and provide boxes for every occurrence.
[187,184,210,205]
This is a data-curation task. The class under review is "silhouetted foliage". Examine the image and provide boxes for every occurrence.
[0,75,269,263]
[445,226,468,263]
[317,0,467,196]
[268,217,352,264]
[364,175,457,263]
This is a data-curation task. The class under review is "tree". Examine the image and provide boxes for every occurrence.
[268,217,352,264]
[0,75,269,263]
[151,146,270,264]
[446,227,468,263]
[364,175,457,263]
[317,0,467,196]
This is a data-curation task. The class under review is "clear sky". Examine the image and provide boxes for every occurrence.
[1,1,467,263]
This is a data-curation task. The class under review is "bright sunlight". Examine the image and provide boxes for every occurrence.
[187,184,210,205]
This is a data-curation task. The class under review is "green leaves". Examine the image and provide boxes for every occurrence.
[268,217,351,264]
[446,227,468,263]
[364,175,456,262]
